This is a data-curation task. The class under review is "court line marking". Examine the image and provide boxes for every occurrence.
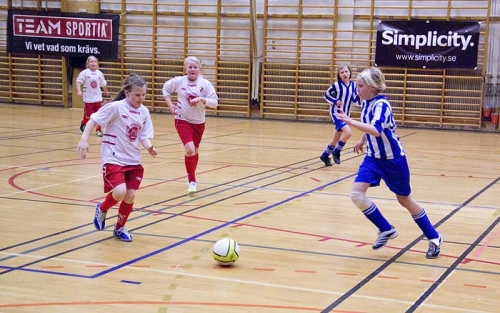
[0,252,488,313]
[322,177,500,313]
[0,147,240,198]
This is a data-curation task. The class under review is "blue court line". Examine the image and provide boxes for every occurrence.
[0,153,323,257]
[2,230,500,279]
[320,176,500,312]
[0,266,90,278]
[0,157,355,274]
[407,215,500,312]
[91,174,356,278]
[121,280,142,285]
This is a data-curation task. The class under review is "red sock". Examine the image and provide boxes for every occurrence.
[185,155,197,182]
[100,192,119,213]
[115,201,133,229]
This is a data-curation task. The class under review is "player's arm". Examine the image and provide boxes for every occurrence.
[102,86,110,98]
[77,119,97,158]
[334,109,379,137]
[324,84,338,105]
[141,139,157,157]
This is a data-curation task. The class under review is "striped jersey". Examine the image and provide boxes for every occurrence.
[360,95,405,159]
[324,80,359,116]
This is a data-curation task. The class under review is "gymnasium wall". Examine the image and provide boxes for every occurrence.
[0,0,498,130]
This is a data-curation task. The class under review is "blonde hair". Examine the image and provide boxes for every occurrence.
[357,67,387,93]
[184,56,202,70]
[85,55,98,68]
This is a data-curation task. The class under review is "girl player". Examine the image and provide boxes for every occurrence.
[335,67,443,258]
[77,73,157,242]
[320,64,359,166]
[162,56,219,195]
[76,55,109,137]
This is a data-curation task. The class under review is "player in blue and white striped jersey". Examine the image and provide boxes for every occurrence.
[334,67,443,259]
[320,64,359,166]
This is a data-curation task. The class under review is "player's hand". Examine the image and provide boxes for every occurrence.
[190,97,204,106]
[353,139,365,154]
[334,108,351,124]
[147,146,157,157]
[77,141,89,159]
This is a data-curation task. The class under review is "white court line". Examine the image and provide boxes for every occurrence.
[0,251,489,313]
[0,147,240,198]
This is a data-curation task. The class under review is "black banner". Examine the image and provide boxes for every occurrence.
[375,20,480,69]
[7,9,120,60]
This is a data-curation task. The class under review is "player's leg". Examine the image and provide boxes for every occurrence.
[175,120,198,194]
[94,164,126,231]
[112,165,144,242]
[386,156,442,258]
[332,123,352,164]
[352,157,397,249]
[91,102,103,137]
[320,129,339,166]
[81,102,91,132]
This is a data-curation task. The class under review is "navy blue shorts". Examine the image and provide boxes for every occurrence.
[329,104,347,131]
[354,155,411,196]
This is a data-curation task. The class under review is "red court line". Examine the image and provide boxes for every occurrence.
[463,283,487,289]
[135,209,500,267]
[0,301,361,312]
[472,231,499,257]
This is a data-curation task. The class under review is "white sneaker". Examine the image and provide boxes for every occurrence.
[187,182,197,194]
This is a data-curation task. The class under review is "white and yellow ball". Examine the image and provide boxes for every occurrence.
[212,238,240,266]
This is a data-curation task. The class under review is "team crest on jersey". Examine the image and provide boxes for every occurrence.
[90,79,98,89]
[126,122,141,141]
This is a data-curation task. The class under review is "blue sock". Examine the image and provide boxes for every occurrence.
[324,144,334,155]
[334,141,345,154]
[362,204,392,232]
[413,209,439,239]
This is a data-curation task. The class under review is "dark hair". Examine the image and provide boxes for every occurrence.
[113,73,146,101]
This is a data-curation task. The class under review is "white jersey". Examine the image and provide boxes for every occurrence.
[90,99,154,166]
[76,69,107,103]
[162,75,218,124]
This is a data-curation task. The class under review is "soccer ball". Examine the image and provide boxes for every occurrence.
[212,238,240,266]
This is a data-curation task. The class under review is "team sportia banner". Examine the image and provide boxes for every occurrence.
[375,20,480,69]
[7,9,119,60]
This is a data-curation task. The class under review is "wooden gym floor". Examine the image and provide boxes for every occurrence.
[0,103,499,313]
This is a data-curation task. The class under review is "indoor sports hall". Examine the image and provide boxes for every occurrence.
[1,1,499,312]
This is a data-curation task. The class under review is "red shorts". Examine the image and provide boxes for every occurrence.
[102,164,144,193]
[83,101,103,119]
[175,119,205,147]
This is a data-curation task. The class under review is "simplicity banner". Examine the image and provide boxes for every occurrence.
[7,9,119,60]
[375,20,480,69]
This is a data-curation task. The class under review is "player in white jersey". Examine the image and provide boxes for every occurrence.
[77,73,157,242]
[335,67,443,259]
[162,56,218,195]
[76,55,109,137]
[320,64,359,166]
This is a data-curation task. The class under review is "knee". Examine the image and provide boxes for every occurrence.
[112,186,127,201]
[350,191,373,211]
[343,127,352,138]
[123,189,136,203]
[184,143,196,156]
